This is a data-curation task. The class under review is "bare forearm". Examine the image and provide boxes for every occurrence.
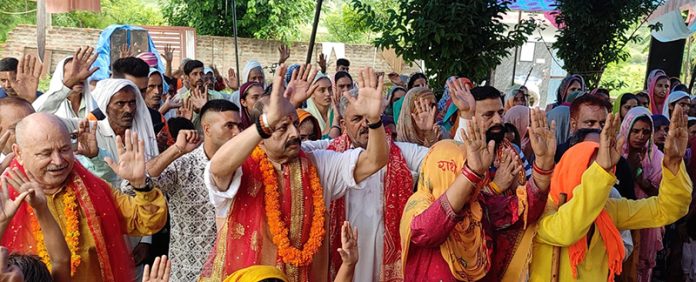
[532,172,551,192]
[165,62,173,78]
[333,263,355,282]
[34,206,71,282]
[210,126,262,190]
[354,124,389,182]
[445,175,476,213]
[146,145,183,177]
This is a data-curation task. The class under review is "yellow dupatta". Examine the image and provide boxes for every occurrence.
[399,140,489,280]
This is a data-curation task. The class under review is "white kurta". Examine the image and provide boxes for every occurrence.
[301,140,428,282]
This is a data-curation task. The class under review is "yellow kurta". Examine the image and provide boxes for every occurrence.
[45,185,167,282]
[530,162,692,281]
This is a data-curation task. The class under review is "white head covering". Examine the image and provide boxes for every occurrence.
[92,79,159,160]
[662,90,690,119]
[242,60,263,84]
[47,56,96,117]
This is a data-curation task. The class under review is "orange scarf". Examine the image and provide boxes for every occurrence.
[551,142,625,281]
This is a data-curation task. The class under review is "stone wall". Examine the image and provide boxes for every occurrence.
[0,25,420,80]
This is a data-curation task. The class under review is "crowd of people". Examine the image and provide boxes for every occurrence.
[0,41,693,282]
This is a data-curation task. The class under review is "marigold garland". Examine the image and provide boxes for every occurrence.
[251,147,326,267]
[31,187,81,276]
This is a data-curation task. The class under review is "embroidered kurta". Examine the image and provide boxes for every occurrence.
[530,162,692,281]
[155,146,218,281]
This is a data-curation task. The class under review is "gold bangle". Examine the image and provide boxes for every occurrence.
[489,181,502,195]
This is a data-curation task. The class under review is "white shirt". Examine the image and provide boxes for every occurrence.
[204,148,364,218]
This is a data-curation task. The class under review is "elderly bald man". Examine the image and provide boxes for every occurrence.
[0,112,167,282]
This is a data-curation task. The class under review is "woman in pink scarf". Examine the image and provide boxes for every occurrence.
[647,69,671,114]
[619,106,665,282]
[504,105,532,159]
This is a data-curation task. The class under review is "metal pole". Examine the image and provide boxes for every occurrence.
[306,0,324,65]
[232,0,241,86]
[37,0,46,60]
[511,10,522,86]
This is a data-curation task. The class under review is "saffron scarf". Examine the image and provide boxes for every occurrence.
[224,265,288,282]
[200,149,325,282]
[400,140,489,281]
[647,69,669,114]
[326,133,413,281]
[551,142,625,281]
[1,160,134,282]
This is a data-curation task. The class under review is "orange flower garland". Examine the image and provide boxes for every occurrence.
[31,187,81,276]
[252,147,326,267]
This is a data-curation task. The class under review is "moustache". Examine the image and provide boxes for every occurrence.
[47,163,68,171]
[285,138,300,148]
[486,124,505,144]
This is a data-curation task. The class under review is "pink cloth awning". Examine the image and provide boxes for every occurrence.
[47,0,101,13]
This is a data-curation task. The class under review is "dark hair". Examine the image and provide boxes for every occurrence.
[111,57,149,78]
[570,94,612,120]
[689,119,696,128]
[334,71,353,84]
[8,253,51,282]
[336,58,350,67]
[619,93,638,107]
[672,83,690,93]
[407,73,427,90]
[670,77,681,88]
[164,75,175,86]
[636,91,649,100]
[183,60,204,76]
[0,57,18,72]
[167,117,195,139]
[634,115,653,129]
[470,86,503,101]
[569,128,602,147]
[200,99,240,121]
[504,123,521,147]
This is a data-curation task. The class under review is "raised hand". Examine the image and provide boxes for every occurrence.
[278,45,291,64]
[528,108,556,170]
[64,46,99,88]
[266,64,296,128]
[5,168,46,209]
[344,67,385,122]
[177,98,194,121]
[0,130,13,173]
[664,105,689,173]
[175,130,201,154]
[447,78,475,119]
[190,86,208,112]
[225,68,239,91]
[119,44,133,59]
[596,113,623,171]
[411,97,436,131]
[13,54,43,103]
[0,176,31,226]
[104,130,146,187]
[461,117,495,175]
[388,72,405,87]
[337,221,359,267]
[317,53,328,73]
[162,44,174,64]
[286,64,319,107]
[142,255,171,282]
[75,120,98,158]
[159,95,181,114]
[491,148,522,192]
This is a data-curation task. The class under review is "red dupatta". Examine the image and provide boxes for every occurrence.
[327,133,413,281]
[1,159,134,282]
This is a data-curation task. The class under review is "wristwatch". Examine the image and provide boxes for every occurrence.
[130,177,153,193]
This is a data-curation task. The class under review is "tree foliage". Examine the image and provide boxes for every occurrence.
[161,0,315,41]
[552,0,663,88]
[0,0,163,43]
[352,0,536,86]
[322,1,372,44]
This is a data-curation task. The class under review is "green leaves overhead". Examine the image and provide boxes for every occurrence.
[352,0,536,86]
[553,0,664,88]
[161,0,315,42]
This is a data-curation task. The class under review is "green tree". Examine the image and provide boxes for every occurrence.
[553,0,663,88]
[322,1,371,44]
[161,0,315,42]
[352,0,536,86]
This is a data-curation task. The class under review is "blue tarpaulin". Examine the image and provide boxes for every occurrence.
[509,0,555,11]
